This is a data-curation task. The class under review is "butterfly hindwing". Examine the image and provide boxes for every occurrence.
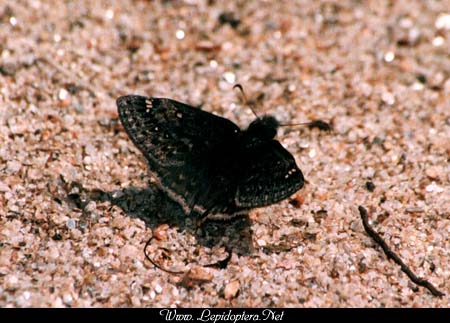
[235,140,304,208]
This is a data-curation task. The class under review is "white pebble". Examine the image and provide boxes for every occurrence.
[58,88,69,101]
[63,293,73,304]
[256,239,267,247]
[435,13,450,30]
[7,160,21,173]
[432,36,444,47]
[384,51,395,63]
[381,91,395,105]
[175,29,185,40]
[9,16,17,26]
[411,82,424,91]
[223,71,236,84]
[66,219,76,229]
[105,9,114,20]
[155,284,163,294]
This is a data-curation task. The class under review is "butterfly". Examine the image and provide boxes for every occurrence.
[117,95,304,222]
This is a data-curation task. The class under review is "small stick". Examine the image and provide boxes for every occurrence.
[204,246,232,269]
[143,234,185,275]
[358,206,444,297]
[144,234,232,274]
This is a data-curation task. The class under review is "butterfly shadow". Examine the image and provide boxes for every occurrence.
[82,183,255,258]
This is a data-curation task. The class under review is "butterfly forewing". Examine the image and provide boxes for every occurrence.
[235,140,304,208]
[117,95,240,212]
[117,96,239,164]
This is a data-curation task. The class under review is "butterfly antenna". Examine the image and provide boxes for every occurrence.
[233,84,259,118]
[280,122,311,127]
[279,119,331,131]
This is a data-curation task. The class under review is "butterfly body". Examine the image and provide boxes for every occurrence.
[117,95,304,220]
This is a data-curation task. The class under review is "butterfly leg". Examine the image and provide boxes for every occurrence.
[194,207,214,229]
[187,184,211,218]
[188,193,202,218]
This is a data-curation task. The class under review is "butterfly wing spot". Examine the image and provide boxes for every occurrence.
[145,99,153,109]
[284,168,297,178]
[176,112,183,118]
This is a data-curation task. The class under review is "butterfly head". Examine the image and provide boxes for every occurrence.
[246,115,279,140]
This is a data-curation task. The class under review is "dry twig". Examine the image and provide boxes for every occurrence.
[358,205,444,297]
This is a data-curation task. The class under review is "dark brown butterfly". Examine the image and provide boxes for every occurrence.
[117,95,304,221]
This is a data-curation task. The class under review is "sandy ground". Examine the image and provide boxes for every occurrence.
[0,0,449,307]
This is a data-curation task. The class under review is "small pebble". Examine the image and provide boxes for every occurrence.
[218,12,241,28]
[58,88,69,101]
[384,51,395,63]
[223,71,236,84]
[66,219,76,229]
[154,284,163,294]
[6,161,21,173]
[175,29,185,40]
[181,266,214,288]
[9,16,18,26]
[290,194,304,208]
[381,91,395,105]
[425,166,440,180]
[365,181,375,192]
[105,9,114,20]
[256,239,267,247]
[432,36,444,47]
[435,13,450,30]
[224,280,240,299]
[153,224,169,241]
